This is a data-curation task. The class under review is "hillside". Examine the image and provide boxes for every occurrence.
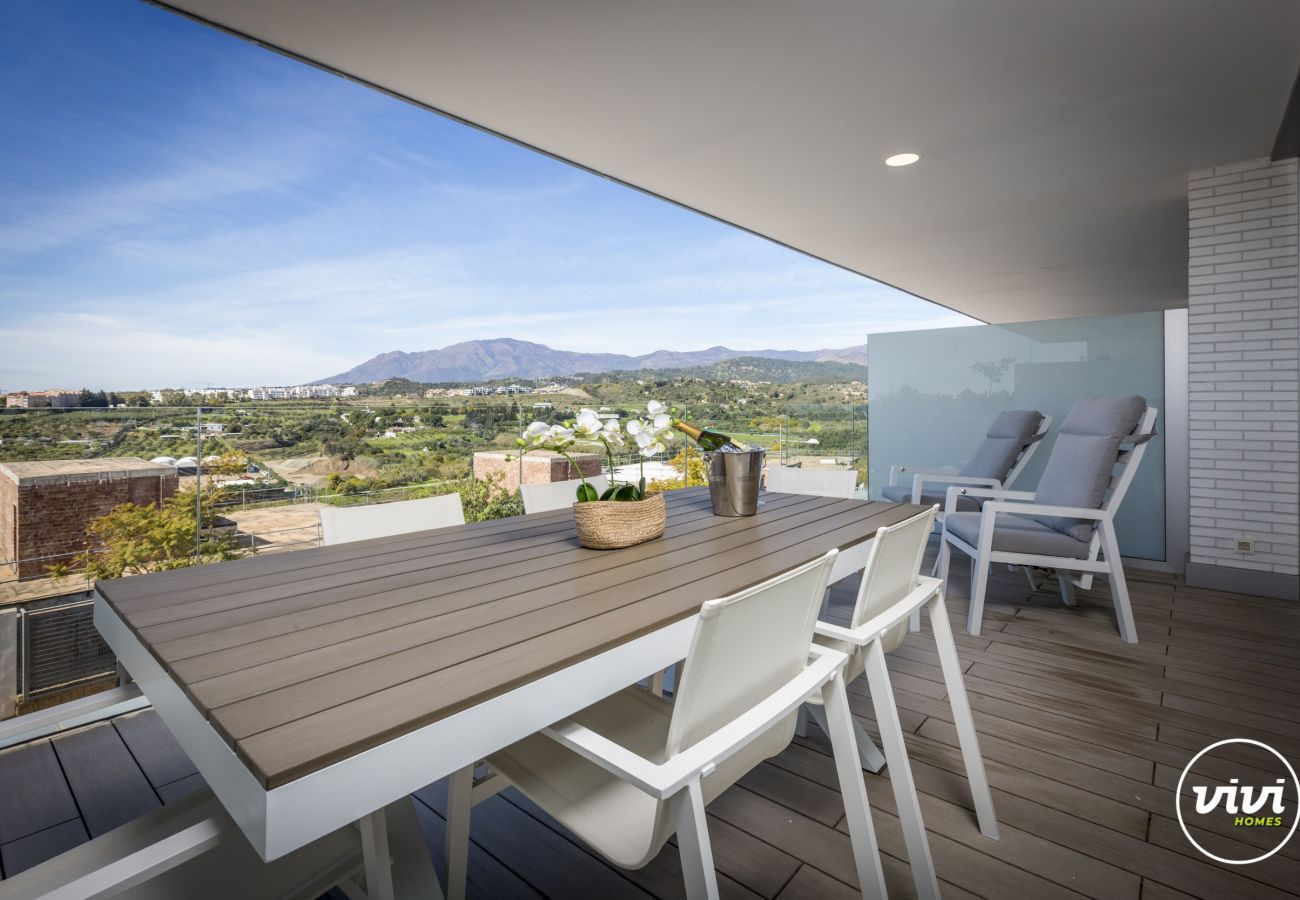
[317,337,867,384]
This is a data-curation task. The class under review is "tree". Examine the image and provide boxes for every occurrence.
[206,450,250,477]
[66,486,242,579]
[970,357,1016,395]
[648,449,707,491]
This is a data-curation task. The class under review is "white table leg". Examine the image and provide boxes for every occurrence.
[863,640,940,900]
[360,808,395,900]
[820,671,887,900]
[806,702,886,773]
[927,592,1000,839]
[385,796,444,899]
[445,765,474,900]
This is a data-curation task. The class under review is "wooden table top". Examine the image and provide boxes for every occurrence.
[97,488,917,789]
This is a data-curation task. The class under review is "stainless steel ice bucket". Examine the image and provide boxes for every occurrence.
[706,449,766,516]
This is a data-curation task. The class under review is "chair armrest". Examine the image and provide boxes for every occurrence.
[982,500,1109,521]
[541,645,848,799]
[890,465,959,486]
[943,485,1035,515]
[889,463,961,486]
[815,577,943,646]
[910,473,1001,502]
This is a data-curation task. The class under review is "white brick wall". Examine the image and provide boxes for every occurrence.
[1187,156,1299,578]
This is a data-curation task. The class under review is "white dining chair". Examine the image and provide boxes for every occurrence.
[445,550,893,900]
[318,493,465,545]
[802,505,999,884]
[520,475,610,513]
[766,464,858,499]
[939,396,1157,641]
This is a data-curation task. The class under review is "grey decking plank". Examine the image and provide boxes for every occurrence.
[155,772,208,805]
[50,723,161,838]
[1,819,88,878]
[408,796,544,900]
[112,708,198,789]
[0,740,80,846]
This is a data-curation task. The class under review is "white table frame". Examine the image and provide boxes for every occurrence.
[93,540,874,899]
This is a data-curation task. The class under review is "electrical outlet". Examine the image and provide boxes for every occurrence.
[1235,537,1254,554]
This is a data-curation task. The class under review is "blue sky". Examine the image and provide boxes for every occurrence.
[0,1,971,390]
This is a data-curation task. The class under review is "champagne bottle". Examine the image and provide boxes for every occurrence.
[673,420,747,452]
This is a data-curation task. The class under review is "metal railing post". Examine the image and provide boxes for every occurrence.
[18,608,29,704]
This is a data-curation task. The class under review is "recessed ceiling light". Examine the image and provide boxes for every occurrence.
[884,152,920,167]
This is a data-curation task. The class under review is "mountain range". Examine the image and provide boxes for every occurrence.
[316,338,869,384]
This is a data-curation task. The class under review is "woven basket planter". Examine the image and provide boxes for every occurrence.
[572,491,666,550]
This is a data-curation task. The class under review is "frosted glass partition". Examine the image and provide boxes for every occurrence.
[868,312,1166,560]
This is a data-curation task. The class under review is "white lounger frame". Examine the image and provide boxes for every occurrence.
[938,407,1158,643]
[887,414,1051,507]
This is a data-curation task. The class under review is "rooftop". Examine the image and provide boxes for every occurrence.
[0,458,177,485]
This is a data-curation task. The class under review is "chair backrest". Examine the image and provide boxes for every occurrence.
[1001,413,1052,487]
[319,493,465,545]
[520,475,611,514]
[1032,397,1154,541]
[666,550,837,756]
[765,465,858,499]
[959,410,1047,481]
[849,506,938,652]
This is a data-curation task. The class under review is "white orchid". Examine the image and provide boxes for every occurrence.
[514,400,671,503]
[519,420,553,449]
[573,408,603,438]
[600,418,625,449]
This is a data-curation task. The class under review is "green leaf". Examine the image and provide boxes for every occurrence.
[599,486,617,500]
[638,476,647,495]
[613,484,637,501]
[576,482,599,502]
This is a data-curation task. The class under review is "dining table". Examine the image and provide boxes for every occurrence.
[94,486,922,898]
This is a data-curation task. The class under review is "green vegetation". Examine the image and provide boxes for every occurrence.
[0,361,867,503]
[54,486,242,580]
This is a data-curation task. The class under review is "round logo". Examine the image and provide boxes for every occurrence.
[1175,739,1299,865]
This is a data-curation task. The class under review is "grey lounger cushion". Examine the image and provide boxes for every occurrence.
[880,485,981,510]
[960,410,1044,479]
[946,511,1091,559]
[1033,396,1146,541]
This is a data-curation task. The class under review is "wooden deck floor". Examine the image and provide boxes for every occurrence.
[2,547,1297,898]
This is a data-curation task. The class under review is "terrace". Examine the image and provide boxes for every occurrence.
[1,2,1297,899]
[3,554,1295,898]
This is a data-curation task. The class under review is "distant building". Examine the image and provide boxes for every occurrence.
[0,458,178,580]
[247,384,345,400]
[472,450,601,493]
[6,390,79,409]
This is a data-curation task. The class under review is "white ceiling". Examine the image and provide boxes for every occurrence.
[160,0,1300,324]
